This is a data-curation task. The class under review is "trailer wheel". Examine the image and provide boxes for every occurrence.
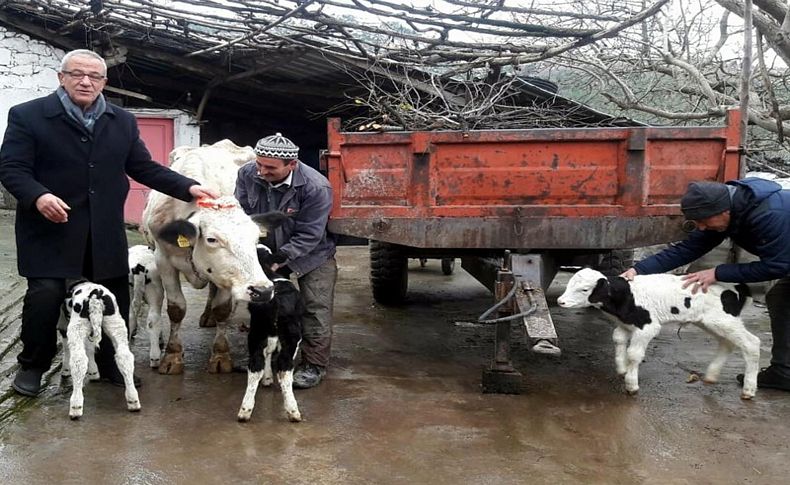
[441,258,455,275]
[596,249,635,273]
[370,241,408,305]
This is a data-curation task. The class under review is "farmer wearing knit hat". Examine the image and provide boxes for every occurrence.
[620,177,790,392]
[235,132,337,389]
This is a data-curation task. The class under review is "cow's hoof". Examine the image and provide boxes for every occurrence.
[158,354,185,375]
[625,388,639,396]
[702,376,718,384]
[149,359,160,368]
[199,312,217,328]
[87,371,101,381]
[262,376,274,387]
[207,353,233,373]
[127,400,141,412]
[69,407,83,420]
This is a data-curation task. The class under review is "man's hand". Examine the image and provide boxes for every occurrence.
[620,268,638,281]
[682,268,717,294]
[189,185,220,199]
[35,193,70,223]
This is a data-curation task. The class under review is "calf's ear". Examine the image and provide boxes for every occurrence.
[251,211,290,231]
[588,277,610,303]
[158,220,198,248]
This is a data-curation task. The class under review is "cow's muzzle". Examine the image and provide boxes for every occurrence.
[248,285,274,302]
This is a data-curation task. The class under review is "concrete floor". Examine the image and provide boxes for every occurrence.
[0,234,789,484]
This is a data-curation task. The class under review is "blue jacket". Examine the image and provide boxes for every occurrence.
[234,161,335,277]
[634,178,790,283]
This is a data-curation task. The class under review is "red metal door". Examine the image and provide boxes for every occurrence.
[125,117,174,223]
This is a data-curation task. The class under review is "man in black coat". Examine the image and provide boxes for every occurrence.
[0,49,217,397]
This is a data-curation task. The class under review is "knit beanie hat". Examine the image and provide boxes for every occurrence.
[680,181,731,220]
[254,133,299,159]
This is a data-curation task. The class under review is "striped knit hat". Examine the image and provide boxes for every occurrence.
[254,133,299,159]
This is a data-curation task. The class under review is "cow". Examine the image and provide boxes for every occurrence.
[141,139,277,374]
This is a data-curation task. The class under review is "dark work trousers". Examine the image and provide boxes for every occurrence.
[17,237,130,373]
[766,276,790,378]
[297,257,337,368]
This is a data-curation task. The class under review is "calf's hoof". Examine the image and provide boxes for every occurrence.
[238,408,252,422]
[127,400,142,412]
[287,410,302,423]
[740,392,754,400]
[625,388,639,396]
[149,358,160,368]
[87,371,101,381]
[262,376,274,387]
[702,376,718,384]
[69,407,83,420]
[158,353,185,375]
[207,353,233,373]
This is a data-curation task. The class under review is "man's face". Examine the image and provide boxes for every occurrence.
[694,211,730,232]
[256,156,296,184]
[57,55,107,109]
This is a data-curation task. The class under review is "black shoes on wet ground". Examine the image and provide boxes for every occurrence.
[12,367,43,397]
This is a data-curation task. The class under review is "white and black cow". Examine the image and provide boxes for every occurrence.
[238,246,304,422]
[141,140,277,375]
[128,244,167,367]
[557,268,761,399]
[59,281,140,419]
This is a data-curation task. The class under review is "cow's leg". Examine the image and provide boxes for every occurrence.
[145,280,165,368]
[623,323,661,395]
[262,336,278,386]
[612,326,630,376]
[207,288,234,373]
[159,264,188,375]
[238,369,265,422]
[199,282,218,328]
[704,318,761,399]
[60,330,71,379]
[67,318,89,420]
[104,315,141,411]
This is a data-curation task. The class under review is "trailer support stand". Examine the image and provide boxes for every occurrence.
[482,254,523,394]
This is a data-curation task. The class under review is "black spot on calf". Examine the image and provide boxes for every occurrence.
[670,307,679,314]
[721,284,751,317]
[588,276,652,329]
[684,297,692,308]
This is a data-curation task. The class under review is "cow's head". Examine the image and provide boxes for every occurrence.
[157,197,285,303]
[557,268,608,309]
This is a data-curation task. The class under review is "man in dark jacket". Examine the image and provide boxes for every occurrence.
[235,133,336,389]
[0,49,217,397]
[622,178,790,391]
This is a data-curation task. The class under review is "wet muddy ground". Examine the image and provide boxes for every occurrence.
[0,209,788,484]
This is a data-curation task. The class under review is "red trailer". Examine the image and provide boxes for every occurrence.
[322,111,742,392]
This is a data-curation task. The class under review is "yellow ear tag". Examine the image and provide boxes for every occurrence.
[259,228,268,238]
[177,235,191,248]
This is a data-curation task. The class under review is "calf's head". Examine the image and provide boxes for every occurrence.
[557,268,610,309]
[157,198,285,303]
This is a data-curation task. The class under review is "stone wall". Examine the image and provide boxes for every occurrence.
[0,26,65,209]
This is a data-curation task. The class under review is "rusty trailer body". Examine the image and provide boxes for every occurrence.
[323,112,742,392]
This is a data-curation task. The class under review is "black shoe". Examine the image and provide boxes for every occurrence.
[99,364,142,388]
[13,368,43,397]
[737,366,790,391]
[293,363,326,389]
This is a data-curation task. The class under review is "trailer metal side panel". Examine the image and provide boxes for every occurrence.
[324,111,741,249]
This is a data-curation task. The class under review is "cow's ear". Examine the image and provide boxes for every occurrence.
[588,277,609,303]
[158,219,198,248]
[251,211,289,230]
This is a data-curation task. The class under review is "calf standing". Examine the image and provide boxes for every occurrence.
[238,269,305,422]
[128,244,167,367]
[60,281,140,419]
[557,268,761,399]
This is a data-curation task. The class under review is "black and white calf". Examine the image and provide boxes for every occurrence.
[237,247,305,422]
[128,244,167,367]
[557,268,761,399]
[60,281,140,419]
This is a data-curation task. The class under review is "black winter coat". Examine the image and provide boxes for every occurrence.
[0,92,197,279]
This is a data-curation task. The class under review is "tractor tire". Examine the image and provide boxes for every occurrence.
[441,258,455,275]
[370,241,408,305]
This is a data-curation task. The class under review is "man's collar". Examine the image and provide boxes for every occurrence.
[269,169,294,189]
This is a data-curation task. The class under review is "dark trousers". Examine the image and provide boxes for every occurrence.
[17,236,130,373]
[297,257,337,368]
[766,277,790,378]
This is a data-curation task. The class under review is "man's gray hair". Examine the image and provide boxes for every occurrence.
[60,49,107,75]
